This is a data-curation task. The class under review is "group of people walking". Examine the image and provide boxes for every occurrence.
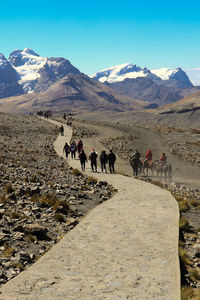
[63,139,116,174]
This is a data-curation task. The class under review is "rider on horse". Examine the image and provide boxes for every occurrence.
[159,153,167,165]
[145,149,152,161]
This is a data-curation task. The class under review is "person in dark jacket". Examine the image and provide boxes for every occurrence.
[77,140,83,154]
[63,142,70,159]
[70,141,77,159]
[79,149,87,171]
[99,150,107,173]
[89,148,98,172]
[107,149,116,173]
[130,149,141,177]
[60,125,64,136]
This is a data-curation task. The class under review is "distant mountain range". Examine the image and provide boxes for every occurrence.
[91,63,200,106]
[0,73,149,114]
[0,48,200,121]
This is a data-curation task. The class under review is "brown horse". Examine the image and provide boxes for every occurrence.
[141,159,154,176]
[154,161,172,179]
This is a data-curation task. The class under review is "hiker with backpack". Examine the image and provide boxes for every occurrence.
[79,149,87,171]
[70,141,77,159]
[63,142,70,159]
[89,148,98,172]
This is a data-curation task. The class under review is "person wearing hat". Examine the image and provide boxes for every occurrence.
[89,148,98,172]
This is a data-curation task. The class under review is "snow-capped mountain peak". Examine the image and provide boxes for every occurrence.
[150,67,180,80]
[91,63,158,83]
[9,48,47,93]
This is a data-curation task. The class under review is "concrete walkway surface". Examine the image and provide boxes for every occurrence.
[0,119,180,300]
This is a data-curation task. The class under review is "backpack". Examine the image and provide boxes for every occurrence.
[70,144,76,152]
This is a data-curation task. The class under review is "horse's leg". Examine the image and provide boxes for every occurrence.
[151,166,154,176]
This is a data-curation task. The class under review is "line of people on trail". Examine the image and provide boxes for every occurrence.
[63,139,116,174]
[63,136,168,177]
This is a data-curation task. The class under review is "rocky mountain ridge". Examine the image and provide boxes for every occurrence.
[0,73,149,114]
[91,63,199,106]
[0,48,80,97]
[91,63,193,87]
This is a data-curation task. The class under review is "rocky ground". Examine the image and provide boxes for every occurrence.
[0,113,114,286]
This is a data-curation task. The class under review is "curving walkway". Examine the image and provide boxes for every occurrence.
[0,120,180,300]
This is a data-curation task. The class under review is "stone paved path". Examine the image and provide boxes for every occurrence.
[0,120,180,300]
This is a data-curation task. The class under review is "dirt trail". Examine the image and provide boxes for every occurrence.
[73,119,200,189]
[0,119,180,300]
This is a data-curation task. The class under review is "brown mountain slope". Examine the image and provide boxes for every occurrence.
[161,91,200,111]
[76,91,200,129]
[0,73,149,114]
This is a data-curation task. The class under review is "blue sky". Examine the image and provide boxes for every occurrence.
[1,0,200,79]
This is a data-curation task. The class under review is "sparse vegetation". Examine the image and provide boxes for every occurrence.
[9,211,22,219]
[85,176,98,184]
[179,247,192,266]
[190,268,200,281]
[27,234,38,243]
[181,286,200,300]
[178,199,190,212]
[54,213,65,222]
[179,216,190,231]
[31,193,58,207]
[72,168,83,176]
[0,193,9,203]
[2,244,15,258]
[4,183,15,194]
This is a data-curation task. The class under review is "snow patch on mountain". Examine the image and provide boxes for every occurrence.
[9,48,47,93]
[91,63,156,83]
[150,68,180,80]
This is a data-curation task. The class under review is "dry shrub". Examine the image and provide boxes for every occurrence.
[178,200,190,212]
[189,198,199,208]
[0,193,9,203]
[10,211,21,219]
[181,286,200,300]
[54,213,65,222]
[53,199,69,214]
[28,234,38,243]
[31,193,58,207]
[190,268,200,281]
[2,244,15,258]
[173,194,184,202]
[85,176,97,184]
[179,247,192,266]
[4,183,14,194]
[179,216,190,231]
[72,168,82,176]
